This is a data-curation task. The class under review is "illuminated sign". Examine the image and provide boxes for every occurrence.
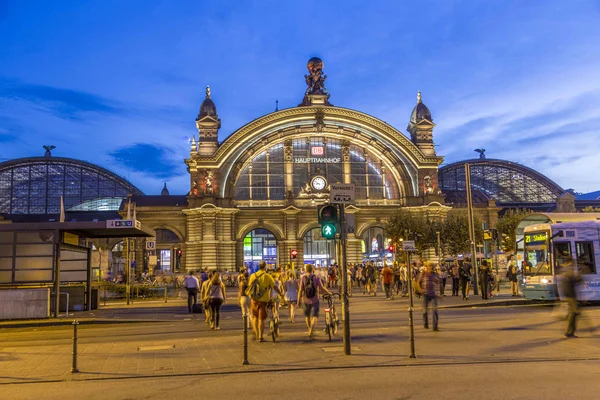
[294,157,340,163]
[311,146,324,156]
[525,232,548,243]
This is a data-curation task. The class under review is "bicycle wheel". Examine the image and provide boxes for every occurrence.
[325,313,332,341]
[333,312,339,335]
[270,320,276,342]
[275,318,280,338]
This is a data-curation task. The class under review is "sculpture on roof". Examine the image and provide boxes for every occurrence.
[475,149,486,159]
[43,145,56,157]
[305,57,328,95]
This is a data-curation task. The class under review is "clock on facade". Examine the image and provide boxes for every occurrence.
[310,176,327,191]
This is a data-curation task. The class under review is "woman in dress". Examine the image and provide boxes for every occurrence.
[284,270,299,323]
[238,267,251,325]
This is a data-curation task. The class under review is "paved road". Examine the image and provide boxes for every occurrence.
[2,361,599,400]
[1,294,598,392]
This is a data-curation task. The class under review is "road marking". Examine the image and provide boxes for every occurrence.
[137,345,176,351]
[321,346,361,352]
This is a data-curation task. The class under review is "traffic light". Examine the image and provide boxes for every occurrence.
[318,205,339,240]
[387,244,394,253]
[290,249,298,259]
[176,249,182,258]
[491,228,498,241]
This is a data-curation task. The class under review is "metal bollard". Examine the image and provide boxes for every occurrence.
[164,287,167,303]
[71,320,80,373]
[103,285,107,307]
[242,314,249,365]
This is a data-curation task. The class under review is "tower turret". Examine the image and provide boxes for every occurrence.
[407,91,436,156]
[196,85,221,156]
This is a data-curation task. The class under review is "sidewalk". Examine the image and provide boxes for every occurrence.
[0,295,597,385]
[0,291,542,329]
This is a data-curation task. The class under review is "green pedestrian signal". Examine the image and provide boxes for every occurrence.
[321,223,337,239]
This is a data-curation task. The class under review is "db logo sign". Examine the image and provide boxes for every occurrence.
[311,146,324,156]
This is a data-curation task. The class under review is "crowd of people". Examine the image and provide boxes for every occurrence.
[181,258,517,337]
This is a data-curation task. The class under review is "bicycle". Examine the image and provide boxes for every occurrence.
[266,300,280,342]
[323,293,341,342]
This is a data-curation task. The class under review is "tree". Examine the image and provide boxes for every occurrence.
[441,209,484,258]
[495,208,532,253]
[384,209,431,256]
[442,210,471,256]
[582,206,600,213]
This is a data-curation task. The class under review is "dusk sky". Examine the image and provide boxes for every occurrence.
[1,0,599,195]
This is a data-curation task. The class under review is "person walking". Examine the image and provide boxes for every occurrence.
[365,261,377,296]
[479,260,490,300]
[238,268,251,325]
[183,271,200,313]
[298,264,332,338]
[392,262,401,296]
[284,270,299,323]
[436,264,447,297]
[204,272,227,330]
[399,262,408,296]
[382,263,394,300]
[560,259,581,338]
[507,255,520,296]
[450,260,460,296]
[246,261,284,342]
[459,259,472,300]
[200,270,214,323]
[416,262,440,331]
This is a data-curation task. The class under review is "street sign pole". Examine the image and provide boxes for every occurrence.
[340,203,351,355]
[125,237,130,305]
[403,238,417,358]
[329,183,354,356]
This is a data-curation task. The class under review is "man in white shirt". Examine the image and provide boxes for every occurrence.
[183,271,200,313]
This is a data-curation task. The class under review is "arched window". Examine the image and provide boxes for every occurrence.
[233,137,400,201]
[362,227,393,263]
[243,229,277,271]
[155,229,180,243]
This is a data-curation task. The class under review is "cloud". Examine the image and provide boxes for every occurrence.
[109,144,185,179]
[0,78,123,120]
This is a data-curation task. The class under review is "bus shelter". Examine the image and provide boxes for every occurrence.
[0,220,155,319]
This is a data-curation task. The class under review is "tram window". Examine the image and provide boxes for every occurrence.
[575,242,596,274]
[553,242,571,275]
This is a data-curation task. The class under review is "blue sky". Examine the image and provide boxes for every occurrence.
[1,0,600,195]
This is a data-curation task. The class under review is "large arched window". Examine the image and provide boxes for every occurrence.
[233,137,400,201]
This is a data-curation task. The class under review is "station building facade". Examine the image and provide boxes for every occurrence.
[133,58,450,271]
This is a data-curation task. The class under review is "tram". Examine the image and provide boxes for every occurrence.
[522,220,600,300]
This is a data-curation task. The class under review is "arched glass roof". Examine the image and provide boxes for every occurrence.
[439,159,564,203]
[0,156,143,214]
[67,197,125,211]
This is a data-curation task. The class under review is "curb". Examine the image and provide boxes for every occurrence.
[0,318,172,329]
[440,300,555,309]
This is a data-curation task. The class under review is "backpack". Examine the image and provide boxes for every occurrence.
[246,271,266,300]
[304,275,317,298]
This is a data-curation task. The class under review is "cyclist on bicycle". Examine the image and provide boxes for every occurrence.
[298,264,332,338]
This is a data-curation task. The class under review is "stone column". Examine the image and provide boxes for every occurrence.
[183,210,204,271]
[284,140,294,196]
[342,140,351,184]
